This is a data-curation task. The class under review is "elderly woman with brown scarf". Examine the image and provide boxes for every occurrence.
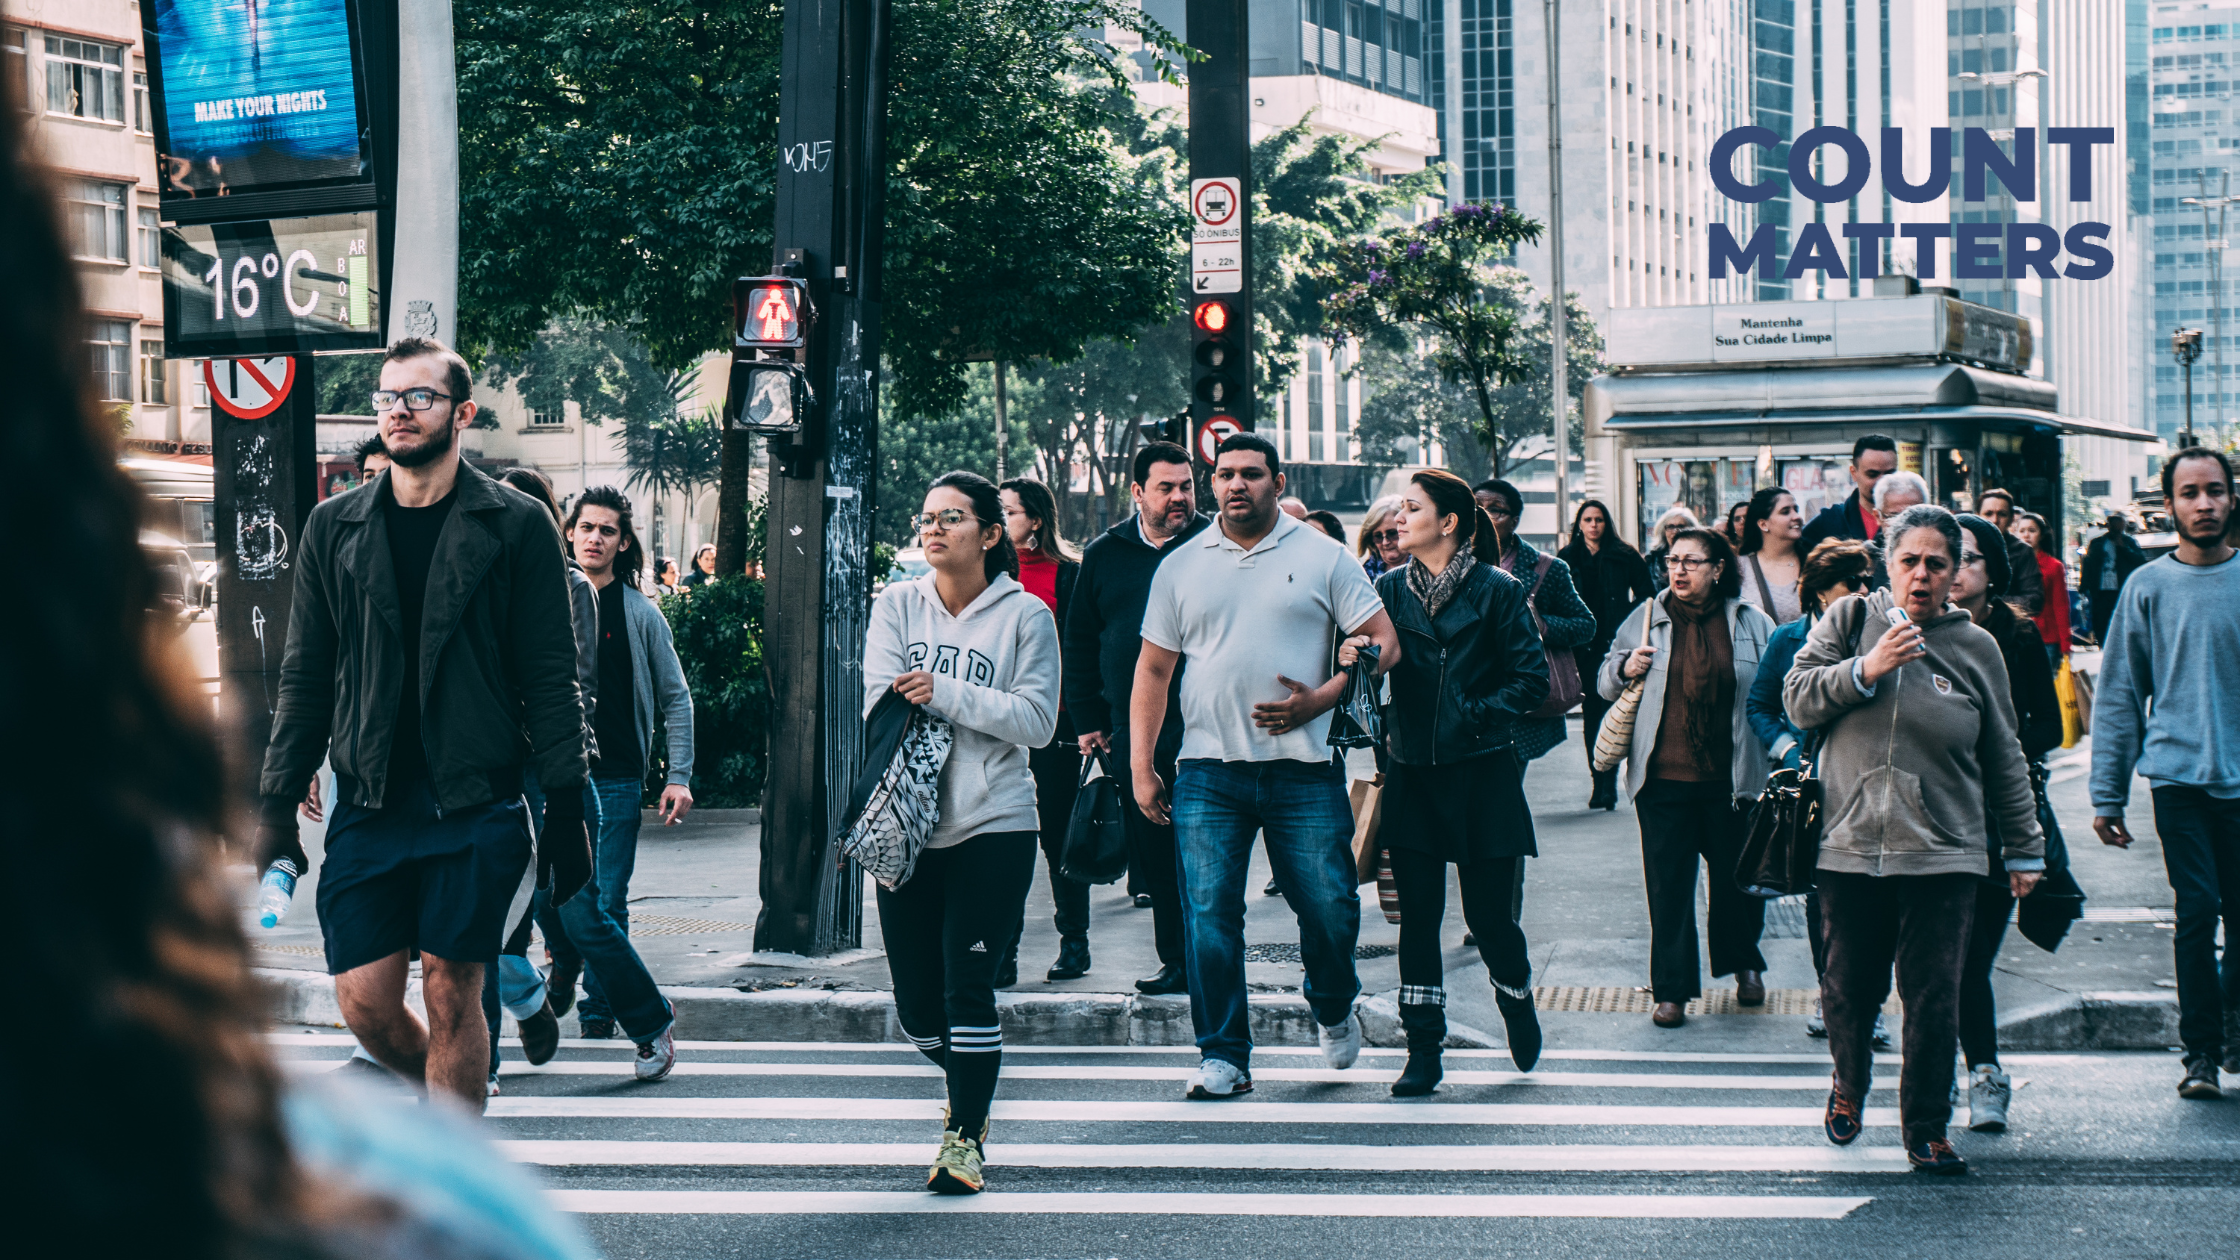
[1597,527,1778,1028]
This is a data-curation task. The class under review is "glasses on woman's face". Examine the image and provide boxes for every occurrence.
[1664,554,1714,573]
[910,508,980,534]
[1373,529,1402,544]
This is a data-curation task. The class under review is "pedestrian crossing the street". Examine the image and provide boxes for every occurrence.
[268,1035,1926,1224]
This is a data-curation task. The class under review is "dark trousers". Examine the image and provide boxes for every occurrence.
[876,830,1039,1134]
[2152,786,2240,1059]
[1388,848,1531,996]
[1635,779,1766,1002]
[1821,871,1977,1146]
[2088,587,2120,643]
[1028,733,1088,938]
[1118,733,1184,968]
[1580,689,1616,771]
[1958,881,2016,1068]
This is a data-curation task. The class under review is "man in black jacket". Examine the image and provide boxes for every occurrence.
[1974,488,2047,616]
[1064,442,1208,994]
[257,337,591,1110]
[1799,435,1901,554]
[2081,513,2148,643]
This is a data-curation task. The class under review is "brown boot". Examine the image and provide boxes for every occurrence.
[1736,970,1766,1006]
[1652,1001,1687,1028]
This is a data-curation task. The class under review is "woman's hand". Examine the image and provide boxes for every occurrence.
[1336,635,1372,668]
[1859,620,1926,687]
[892,671,936,705]
[2009,870,2043,899]
[1621,645,1658,680]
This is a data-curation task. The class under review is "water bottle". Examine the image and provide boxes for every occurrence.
[256,858,300,929]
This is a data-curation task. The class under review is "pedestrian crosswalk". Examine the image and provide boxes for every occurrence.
[269,1034,1925,1225]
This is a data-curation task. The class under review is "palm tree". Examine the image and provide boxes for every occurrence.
[621,366,723,561]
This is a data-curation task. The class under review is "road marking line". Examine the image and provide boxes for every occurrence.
[486,1096,1900,1126]
[500,1140,1912,1172]
[441,1061,1882,1091]
[550,1189,1875,1218]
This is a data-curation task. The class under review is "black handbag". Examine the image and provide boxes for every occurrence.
[1326,643,1382,751]
[2016,761,2088,951]
[1059,751,1130,885]
[1735,765,1824,898]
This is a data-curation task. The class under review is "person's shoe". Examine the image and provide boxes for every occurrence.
[1186,1057,1252,1099]
[332,1053,408,1088]
[1263,878,1282,897]
[1871,1012,1892,1048]
[487,1074,501,1098]
[1319,1012,1364,1069]
[1133,893,1153,909]
[1496,989,1543,1073]
[2178,1054,2224,1100]
[1391,1048,1442,1097]
[1906,1138,1969,1175]
[1824,1084,1864,1146]
[1462,933,1476,947]
[1587,771,1617,812]
[519,1000,561,1066]
[635,1024,677,1082]
[1806,999,1827,1038]
[578,1016,617,1040]
[1967,1064,2012,1132]
[1135,963,1188,996]
[1045,935,1091,981]
[926,1119,988,1194]
[1735,971,1766,1006]
[1652,1001,1687,1029]
[546,957,582,1019]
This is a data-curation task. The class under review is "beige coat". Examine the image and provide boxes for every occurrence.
[1594,592,1776,803]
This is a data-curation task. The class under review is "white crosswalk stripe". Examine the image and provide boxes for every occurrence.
[277,1041,1905,1221]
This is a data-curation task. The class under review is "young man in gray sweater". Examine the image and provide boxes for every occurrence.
[2092,448,2240,1100]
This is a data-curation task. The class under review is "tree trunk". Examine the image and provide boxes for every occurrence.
[714,429,757,576]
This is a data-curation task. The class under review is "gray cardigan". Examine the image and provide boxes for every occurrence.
[609,582,695,786]
[1595,592,1776,803]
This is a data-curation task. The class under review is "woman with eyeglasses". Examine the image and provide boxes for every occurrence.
[1597,527,1777,1028]
[1473,479,1595,764]
[863,471,1060,1194]
[1558,499,1655,810]
[1357,496,1406,579]
[1644,505,1702,594]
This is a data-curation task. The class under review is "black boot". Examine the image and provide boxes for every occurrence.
[1392,1000,1446,1097]
[1046,934,1091,981]
[1495,986,1542,1072]
[1588,768,1618,812]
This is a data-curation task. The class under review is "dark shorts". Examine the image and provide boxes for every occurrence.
[316,778,533,974]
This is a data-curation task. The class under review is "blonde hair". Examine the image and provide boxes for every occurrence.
[1357,495,1403,558]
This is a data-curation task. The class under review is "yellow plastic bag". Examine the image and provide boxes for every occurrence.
[2055,657,2082,749]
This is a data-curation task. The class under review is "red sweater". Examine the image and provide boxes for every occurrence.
[1017,550,1060,613]
[2030,551,2071,650]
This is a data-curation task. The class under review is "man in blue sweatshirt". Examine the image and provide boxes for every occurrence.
[2092,447,2240,1100]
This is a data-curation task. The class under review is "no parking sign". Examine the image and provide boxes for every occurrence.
[205,356,298,420]
[1197,416,1242,464]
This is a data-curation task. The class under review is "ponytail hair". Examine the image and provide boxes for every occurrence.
[929,470,1019,581]
[1410,469,1503,563]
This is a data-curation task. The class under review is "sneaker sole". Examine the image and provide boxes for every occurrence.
[1909,1161,1970,1175]
[927,1170,983,1194]
[636,1064,676,1083]
[2178,1081,2224,1100]
[1186,1081,1253,1100]
[1968,1117,2007,1133]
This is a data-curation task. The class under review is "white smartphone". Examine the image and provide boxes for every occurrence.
[1888,606,1910,625]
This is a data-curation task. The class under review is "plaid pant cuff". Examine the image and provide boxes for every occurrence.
[1397,985,1448,1007]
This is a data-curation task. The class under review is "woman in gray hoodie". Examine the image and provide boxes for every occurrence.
[1784,504,2044,1176]
[863,471,1060,1196]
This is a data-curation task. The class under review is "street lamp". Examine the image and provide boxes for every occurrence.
[2172,327,2204,450]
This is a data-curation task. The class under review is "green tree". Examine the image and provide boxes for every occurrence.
[483,319,681,433]
[313,352,385,418]
[875,362,1035,544]
[1320,203,1547,475]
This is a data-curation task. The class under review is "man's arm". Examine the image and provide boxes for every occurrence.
[260,511,339,803]
[646,606,696,823]
[1129,641,1180,824]
[1254,607,1400,734]
[2089,581,2152,844]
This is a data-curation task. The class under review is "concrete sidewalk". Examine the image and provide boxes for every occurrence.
[249,713,2189,1052]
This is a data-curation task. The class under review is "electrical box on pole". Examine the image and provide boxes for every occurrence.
[1185,0,1253,464]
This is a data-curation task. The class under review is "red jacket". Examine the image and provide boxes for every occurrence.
[2030,551,2070,651]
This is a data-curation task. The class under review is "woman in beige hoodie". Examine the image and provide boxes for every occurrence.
[1783,504,2043,1176]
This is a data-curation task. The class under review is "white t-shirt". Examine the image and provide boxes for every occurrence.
[1140,511,1385,763]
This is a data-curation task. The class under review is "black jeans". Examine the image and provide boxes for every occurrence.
[876,830,1038,1135]
[1634,779,1766,1003]
[1821,871,1976,1147]
[2152,786,2240,1059]
[1029,734,1088,939]
[1958,880,2016,1068]
[2087,588,2121,643]
[1388,848,1530,998]
[1118,732,1184,968]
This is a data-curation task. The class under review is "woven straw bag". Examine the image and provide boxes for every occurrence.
[1591,604,1655,774]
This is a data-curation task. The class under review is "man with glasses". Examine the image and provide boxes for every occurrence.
[256,337,593,1110]
[1800,435,1902,555]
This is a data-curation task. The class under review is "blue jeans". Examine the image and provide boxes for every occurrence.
[527,781,674,1044]
[1172,758,1362,1070]
[548,777,648,1022]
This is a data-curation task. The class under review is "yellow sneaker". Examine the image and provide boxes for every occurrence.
[926,1116,988,1194]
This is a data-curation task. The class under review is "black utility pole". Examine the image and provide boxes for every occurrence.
[1184,0,1254,467]
[745,0,892,955]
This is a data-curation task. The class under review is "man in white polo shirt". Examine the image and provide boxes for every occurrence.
[1131,433,1401,1099]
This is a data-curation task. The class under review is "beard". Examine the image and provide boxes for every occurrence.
[2179,510,2234,547]
[386,420,456,468]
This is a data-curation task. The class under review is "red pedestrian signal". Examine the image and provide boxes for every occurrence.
[1193,300,1231,334]
[735,277,810,348]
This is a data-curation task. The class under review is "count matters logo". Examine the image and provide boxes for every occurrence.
[1705,126,2117,283]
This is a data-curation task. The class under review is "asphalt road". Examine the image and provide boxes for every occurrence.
[273,1036,2240,1259]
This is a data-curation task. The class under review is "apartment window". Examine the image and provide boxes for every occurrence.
[45,36,125,123]
[1306,345,1325,463]
[66,180,128,261]
[138,207,161,268]
[89,321,131,401]
[527,409,565,428]
[140,339,170,405]
[134,70,150,132]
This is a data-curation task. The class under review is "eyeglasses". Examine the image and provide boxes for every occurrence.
[1482,506,1516,519]
[371,388,454,412]
[1372,529,1402,543]
[1663,555,1715,572]
[910,508,982,534]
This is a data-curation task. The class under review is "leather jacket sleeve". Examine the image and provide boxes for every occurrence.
[1464,577,1552,730]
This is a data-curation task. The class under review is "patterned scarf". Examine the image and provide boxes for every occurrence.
[1406,549,1477,618]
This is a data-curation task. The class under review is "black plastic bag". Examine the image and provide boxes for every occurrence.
[1327,643,1382,751]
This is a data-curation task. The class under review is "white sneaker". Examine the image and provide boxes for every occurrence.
[1871,1012,1892,1048]
[1968,1064,2012,1132]
[1806,999,1827,1038]
[1319,1011,1364,1070]
[1185,1057,1252,1099]
[635,1025,676,1082]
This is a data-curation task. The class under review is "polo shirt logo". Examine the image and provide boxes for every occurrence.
[1933,674,1952,695]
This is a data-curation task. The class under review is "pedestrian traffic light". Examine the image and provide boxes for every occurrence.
[735,276,810,349]
[1191,299,1242,409]
[726,272,817,437]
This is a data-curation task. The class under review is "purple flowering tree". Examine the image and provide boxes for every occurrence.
[1320,202,1545,474]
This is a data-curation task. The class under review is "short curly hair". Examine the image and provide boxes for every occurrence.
[1799,538,1874,612]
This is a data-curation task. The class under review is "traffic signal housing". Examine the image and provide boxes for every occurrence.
[1188,298,1248,460]
[726,274,816,439]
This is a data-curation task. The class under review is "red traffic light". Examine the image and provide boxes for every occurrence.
[734,276,809,348]
[1193,300,1231,335]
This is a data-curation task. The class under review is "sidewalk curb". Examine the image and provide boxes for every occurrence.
[1996,989,2183,1051]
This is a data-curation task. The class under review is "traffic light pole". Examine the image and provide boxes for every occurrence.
[1186,0,1253,461]
[742,0,892,956]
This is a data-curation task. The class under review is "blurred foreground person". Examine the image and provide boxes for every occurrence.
[0,98,591,1258]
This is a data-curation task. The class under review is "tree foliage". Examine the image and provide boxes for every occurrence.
[656,576,769,806]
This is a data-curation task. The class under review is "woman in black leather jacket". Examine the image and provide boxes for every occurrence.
[1340,470,1550,1095]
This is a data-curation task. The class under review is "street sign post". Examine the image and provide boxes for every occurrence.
[1185,0,1253,442]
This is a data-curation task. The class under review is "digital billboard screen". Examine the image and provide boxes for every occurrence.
[162,213,384,358]
[149,0,373,207]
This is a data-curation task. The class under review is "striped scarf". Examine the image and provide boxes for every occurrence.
[1406,549,1476,618]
